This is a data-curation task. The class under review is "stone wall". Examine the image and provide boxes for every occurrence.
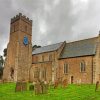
[93,36,100,83]
[3,13,32,82]
[58,56,93,84]
[31,42,65,83]
[30,62,52,83]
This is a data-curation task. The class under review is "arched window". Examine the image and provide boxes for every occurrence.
[40,68,46,80]
[64,63,69,74]
[42,70,45,79]
[80,61,85,72]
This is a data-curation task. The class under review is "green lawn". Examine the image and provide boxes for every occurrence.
[0,83,100,100]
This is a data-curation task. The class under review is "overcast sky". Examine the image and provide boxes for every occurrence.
[0,0,100,56]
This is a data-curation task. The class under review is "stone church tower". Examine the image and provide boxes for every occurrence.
[3,13,32,82]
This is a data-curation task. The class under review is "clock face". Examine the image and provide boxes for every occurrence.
[23,36,28,45]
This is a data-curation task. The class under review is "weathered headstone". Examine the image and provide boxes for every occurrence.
[62,79,68,88]
[34,83,42,95]
[15,82,22,92]
[41,81,48,94]
[54,80,59,89]
[15,81,27,92]
[95,81,99,92]
[22,82,27,91]
[34,81,48,95]
[29,85,34,91]
[48,80,53,89]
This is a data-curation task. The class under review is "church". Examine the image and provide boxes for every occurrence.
[3,13,100,84]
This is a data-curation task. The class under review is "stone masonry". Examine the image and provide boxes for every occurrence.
[2,13,100,84]
[3,13,32,82]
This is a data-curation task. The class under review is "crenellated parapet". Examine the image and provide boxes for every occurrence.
[11,13,32,25]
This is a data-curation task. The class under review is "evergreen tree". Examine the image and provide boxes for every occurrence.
[0,56,4,79]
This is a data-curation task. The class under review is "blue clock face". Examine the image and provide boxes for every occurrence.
[23,36,28,45]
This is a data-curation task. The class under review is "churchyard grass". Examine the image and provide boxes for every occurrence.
[0,83,100,100]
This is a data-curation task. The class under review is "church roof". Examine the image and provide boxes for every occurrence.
[60,37,97,59]
[32,42,63,55]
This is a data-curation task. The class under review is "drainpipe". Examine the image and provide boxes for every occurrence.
[92,57,94,84]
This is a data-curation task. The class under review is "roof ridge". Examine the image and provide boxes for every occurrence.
[60,36,97,59]
[32,41,64,55]
[66,36,98,44]
[37,41,64,48]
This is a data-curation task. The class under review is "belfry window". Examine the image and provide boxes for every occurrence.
[64,63,69,74]
[80,61,85,72]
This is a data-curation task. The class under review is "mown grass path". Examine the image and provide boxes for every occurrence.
[0,83,100,100]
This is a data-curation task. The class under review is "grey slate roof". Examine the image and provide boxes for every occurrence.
[60,37,97,59]
[32,42,63,55]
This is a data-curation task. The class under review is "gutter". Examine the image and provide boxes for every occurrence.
[92,56,94,84]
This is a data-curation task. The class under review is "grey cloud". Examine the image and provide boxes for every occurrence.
[0,0,100,55]
[0,0,14,55]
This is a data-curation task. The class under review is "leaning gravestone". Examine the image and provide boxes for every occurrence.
[15,82,22,92]
[34,81,48,95]
[41,81,48,94]
[34,82,42,95]
[15,81,27,92]
[95,81,99,92]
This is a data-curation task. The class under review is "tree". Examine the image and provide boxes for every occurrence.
[32,45,41,51]
[0,56,4,79]
[0,56,3,66]
[3,48,7,57]
[0,66,3,79]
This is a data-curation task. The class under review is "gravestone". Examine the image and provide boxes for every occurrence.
[48,80,53,89]
[22,82,27,91]
[34,81,48,95]
[95,81,99,92]
[29,84,34,91]
[41,81,48,94]
[15,81,27,92]
[15,82,22,92]
[62,79,68,88]
[54,80,59,89]
[34,83,42,95]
